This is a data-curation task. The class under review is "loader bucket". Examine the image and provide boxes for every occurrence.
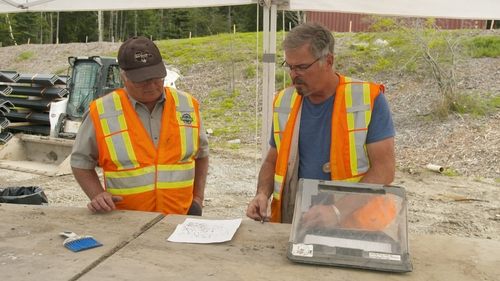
[0,134,74,176]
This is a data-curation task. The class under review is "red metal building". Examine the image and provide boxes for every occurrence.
[306,11,487,32]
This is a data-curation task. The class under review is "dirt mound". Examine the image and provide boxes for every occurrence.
[0,42,120,74]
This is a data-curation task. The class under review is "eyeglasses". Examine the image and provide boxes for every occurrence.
[281,57,321,73]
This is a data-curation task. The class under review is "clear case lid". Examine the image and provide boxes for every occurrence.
[287,179,412,272]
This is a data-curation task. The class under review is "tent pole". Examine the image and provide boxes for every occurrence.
[261,3,270,157]
[282,10,285,90]
[56,12,59,44]
[98,10,103,42]
[261,1,277,157]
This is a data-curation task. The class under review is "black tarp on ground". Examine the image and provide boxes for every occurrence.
[0,186,48,205]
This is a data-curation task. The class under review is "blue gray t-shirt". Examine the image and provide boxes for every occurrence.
[269,93,395,180]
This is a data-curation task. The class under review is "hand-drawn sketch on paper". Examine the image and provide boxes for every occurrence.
[167,218,242,243]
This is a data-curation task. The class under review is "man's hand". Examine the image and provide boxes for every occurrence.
[73,167,120,213]
[301,205,340,229]
[246,148,277,222]
[187,200,203,216]
[246,193,269,221]
[87,191,122,213]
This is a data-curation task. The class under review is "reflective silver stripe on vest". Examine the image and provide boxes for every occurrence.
[106,169,155,190]
[273,181,281,199]
[349,83,370,130]
[157,167,194,182]
[354,130,369,173]
[275,87,296,138]
[100,93,125,134]
[156,162,195,189]
[98,92,138,170]
[171,88,196,162]
[346,82,372,174]
[273,174,284,200]
[108,132,138,169]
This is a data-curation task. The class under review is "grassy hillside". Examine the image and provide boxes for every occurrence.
[148,29,500,148]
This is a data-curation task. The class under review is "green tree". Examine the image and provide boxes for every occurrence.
[0,5,265,46]
[232,5,261,32]
[59,12,98,43]
[11,13,40,44]
[0,15,13,45]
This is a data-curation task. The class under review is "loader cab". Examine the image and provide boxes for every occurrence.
[54,56,123,138]
[66,56,123,119]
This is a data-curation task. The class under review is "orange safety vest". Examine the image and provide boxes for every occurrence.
[271,74,395,229]
[89,87,200,215]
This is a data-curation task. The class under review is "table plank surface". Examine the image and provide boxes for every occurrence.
[81,215,500,281]
[0,203,163,281]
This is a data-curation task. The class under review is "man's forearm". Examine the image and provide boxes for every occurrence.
[193,156,209,205]
[360,168,393,184]
[72,167,104,199]
[257,163,274,197]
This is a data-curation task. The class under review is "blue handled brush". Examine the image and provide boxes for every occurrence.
[59,231,102,252]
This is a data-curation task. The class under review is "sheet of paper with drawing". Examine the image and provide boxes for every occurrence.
[167,218,242,243]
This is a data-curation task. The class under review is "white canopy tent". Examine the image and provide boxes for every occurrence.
[1,0,499,154]
[0,0,254,12]
[1,0,499,19]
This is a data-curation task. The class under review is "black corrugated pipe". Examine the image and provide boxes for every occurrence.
[2,97,52,111]
[9,85,68,99]
[4,111,50,124]
[7,125,50,136]
[0,71,20,83]
[16,73,66,86]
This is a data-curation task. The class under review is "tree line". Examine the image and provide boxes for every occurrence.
[0,5,303,46]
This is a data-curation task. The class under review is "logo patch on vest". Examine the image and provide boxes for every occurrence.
[181,113,193,124]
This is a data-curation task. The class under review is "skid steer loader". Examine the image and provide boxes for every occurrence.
[0,56,123,176]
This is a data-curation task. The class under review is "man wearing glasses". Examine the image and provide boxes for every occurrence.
[71,36,209,216]
[247,23,395,225]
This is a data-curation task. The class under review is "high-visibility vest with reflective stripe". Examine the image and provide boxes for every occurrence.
[270,75,384,222]
[89,87,200,214]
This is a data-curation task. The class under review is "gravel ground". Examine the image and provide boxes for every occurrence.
[0,151,499,240]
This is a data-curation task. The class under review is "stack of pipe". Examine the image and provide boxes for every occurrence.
[0,131,13,143]
[0,71,20,83]
[0,70,68,136]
